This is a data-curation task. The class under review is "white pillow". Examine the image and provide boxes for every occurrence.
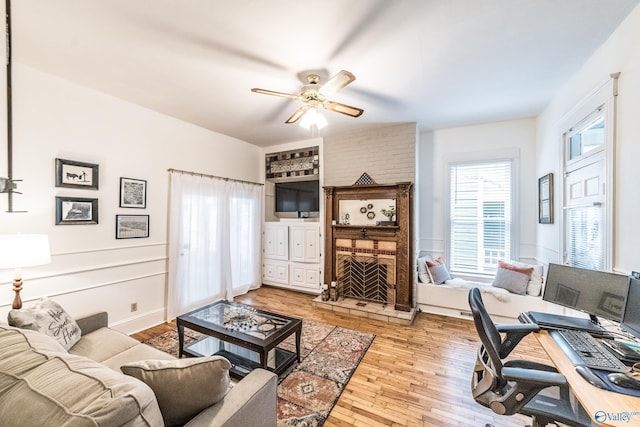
[8,298,81,351]
[417,255,433,283]
[509,260,544,296]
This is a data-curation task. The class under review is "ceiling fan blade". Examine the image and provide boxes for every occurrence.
[325,101,364,118]
[285,105,309,124]
[320,70,356,95]
[251,88,299,100]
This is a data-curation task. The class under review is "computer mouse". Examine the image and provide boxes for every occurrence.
[607,372,640,390]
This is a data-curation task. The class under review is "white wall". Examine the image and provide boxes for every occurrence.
[536,4,640,273]
[0,64,263,333]
[418,118,538,264]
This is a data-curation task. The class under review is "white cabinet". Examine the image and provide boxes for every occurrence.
[263,224,288,260]
[262,259,289,285]
[290,225,320,263]
[290,263,320,290]
[262,222,321,293]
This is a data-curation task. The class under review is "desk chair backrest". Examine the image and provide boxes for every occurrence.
[468,288,509,407]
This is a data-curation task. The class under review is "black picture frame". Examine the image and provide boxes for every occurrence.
[538,173,553,224]
[55,158,99,190]
[116,214,150,239]
[119,177,147,208]
[55,196,99,225]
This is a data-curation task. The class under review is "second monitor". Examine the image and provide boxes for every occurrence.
[543,263,629,323]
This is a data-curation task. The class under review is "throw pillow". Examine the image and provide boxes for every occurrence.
[8,298,81,351]
[426,258,452,284]
[121,356,232,427]
[417,255,433,283]
[492,267,530,295]
[509,260,544,296]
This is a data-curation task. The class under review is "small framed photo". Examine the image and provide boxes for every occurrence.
[538,173,553,224]
[116,214,149,239]
[55,158,99,190]
[55,196,99,225]
[119,177,147,208]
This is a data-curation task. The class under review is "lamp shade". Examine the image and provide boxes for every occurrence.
[299,108,328,130]
[0,234,51,269]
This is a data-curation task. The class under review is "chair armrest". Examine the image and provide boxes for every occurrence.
[184,368,277,427]
[75,312,108,335]
[502,366,567,387]
[496,323,540,358]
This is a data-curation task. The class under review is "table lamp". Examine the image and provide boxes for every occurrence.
[0,234,51,309]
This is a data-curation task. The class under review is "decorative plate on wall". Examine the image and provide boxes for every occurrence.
[367,203,374,209]
[360,206,367,213]
[367,211,376,219]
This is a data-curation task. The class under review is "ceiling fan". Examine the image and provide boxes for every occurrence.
[251,70,364,125]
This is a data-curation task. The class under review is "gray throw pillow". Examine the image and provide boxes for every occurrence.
[428,263,452,284]
[8,298,81,351]
[121,356,231,427]
[492,267,530,295]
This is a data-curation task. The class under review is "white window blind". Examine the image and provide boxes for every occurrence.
[449,160,512,276]
[566,206,603,270]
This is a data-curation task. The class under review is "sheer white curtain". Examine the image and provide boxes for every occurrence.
[167,172,263,320]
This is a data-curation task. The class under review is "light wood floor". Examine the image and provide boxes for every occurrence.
[132,286,552,427]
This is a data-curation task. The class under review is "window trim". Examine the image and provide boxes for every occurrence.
[446,148,520,279]
[557,74,618,271]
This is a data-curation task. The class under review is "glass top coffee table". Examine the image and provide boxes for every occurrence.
[176,300,302,379]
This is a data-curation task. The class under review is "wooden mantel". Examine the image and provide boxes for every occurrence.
[324,182,414,311]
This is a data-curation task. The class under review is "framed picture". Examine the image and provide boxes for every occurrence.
[55,158,99,190]
[119,177,147,208]
[116,214,149,239]
[538,173,553,224]
[55,196,99,225]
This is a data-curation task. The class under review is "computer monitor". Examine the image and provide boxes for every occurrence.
[621,274,640,340]
[543,263,629,323]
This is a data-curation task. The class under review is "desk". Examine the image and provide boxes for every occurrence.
[535,330,640,427]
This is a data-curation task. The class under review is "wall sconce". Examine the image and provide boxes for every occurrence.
[0,177,18,193]
[0,234,51,309]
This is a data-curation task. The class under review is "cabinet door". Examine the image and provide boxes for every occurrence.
[290,263,320,290]
[263,224,288,260]
[262,260,289,285]
[290,225,320,263]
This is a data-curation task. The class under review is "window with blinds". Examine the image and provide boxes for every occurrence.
[449,160,512,276]
[566,206,603,270]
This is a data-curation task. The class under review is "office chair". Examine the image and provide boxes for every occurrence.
[468,287,593,427]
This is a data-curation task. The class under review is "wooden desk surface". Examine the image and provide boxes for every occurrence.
[535,330,640,427]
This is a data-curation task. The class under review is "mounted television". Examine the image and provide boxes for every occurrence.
[275,180,319,213]
[543,263,629,323]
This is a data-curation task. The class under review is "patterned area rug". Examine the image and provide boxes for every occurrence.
[143,319,374,427]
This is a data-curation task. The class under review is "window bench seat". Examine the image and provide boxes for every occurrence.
[416,280,553,324]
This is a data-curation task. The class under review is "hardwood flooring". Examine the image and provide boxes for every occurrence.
[132,286,552,427]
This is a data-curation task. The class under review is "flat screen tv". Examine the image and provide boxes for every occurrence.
[543,263,629,323]
[275,180,319,213]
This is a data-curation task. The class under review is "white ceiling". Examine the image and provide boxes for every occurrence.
[11,0,640,147]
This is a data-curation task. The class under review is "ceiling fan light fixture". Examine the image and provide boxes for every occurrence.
[299,108,327,130]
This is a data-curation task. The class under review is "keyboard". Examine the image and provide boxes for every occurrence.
[550,329,630,373]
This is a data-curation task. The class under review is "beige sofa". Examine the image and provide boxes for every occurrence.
[0,311,277,427]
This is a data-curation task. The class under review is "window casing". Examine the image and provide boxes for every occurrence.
[449,160,513,276]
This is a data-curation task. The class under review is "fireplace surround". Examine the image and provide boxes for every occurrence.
[324,181,414,311]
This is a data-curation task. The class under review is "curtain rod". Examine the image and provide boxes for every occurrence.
[167,168,264,186]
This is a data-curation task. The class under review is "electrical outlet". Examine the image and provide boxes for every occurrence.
[130,302,138,312]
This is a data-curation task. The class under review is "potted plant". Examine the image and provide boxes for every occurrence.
[380,206,396,225]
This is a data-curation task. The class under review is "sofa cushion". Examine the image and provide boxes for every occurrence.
[0,324,164,427]
[8,298,81,351]
[492,267,530,295]
[121,356,232,427]
[69,326,144,362]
